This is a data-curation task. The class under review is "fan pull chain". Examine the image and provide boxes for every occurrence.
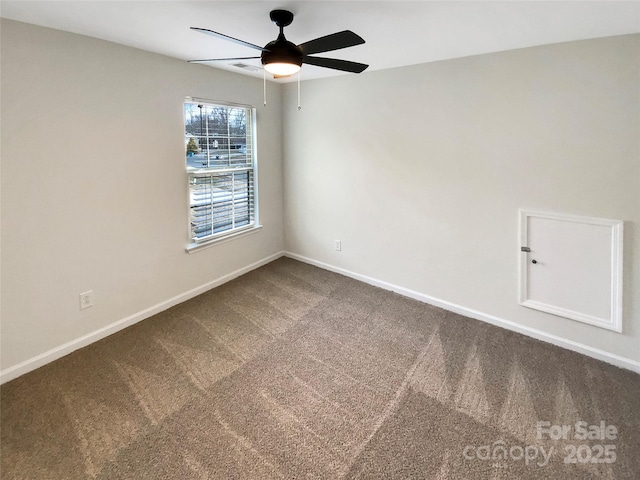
[297,71,301,111]
[263,69,267,107]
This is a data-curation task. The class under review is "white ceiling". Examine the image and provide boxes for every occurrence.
[1,1,639,82]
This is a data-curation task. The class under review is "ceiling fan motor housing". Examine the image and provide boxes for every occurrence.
[261,34,304,68]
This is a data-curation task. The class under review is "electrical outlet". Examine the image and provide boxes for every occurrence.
[335,240,341,251]
[80,290,94,310]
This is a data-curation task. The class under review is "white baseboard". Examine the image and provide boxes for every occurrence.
[4,249,637,384]
[0,251,285,385]
[284,252,640,374]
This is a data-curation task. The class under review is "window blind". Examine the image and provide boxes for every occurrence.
[189,169,254,240]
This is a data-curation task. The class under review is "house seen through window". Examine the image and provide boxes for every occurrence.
[184,98,258,248]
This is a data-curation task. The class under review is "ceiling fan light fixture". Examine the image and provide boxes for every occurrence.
[263,62,301,76]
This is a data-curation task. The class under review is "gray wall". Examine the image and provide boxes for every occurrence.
[282,34,640,363]
[1,19,284,370]
[2,18,638,376]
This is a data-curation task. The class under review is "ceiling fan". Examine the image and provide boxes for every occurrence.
[188,9,369,77]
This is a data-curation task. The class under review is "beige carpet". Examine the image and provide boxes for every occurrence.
[2,257,639,479]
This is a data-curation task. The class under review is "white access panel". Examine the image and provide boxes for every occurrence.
[519,210,623,332]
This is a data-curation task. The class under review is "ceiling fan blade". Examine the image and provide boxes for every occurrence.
[190,27,265,51]
[188,57,260,63]
[298,30,365,55]
[303,56,369,73]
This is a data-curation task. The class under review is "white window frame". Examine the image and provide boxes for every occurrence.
[184,97,260,253]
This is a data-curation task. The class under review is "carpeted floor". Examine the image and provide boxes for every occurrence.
[1,257,639,479]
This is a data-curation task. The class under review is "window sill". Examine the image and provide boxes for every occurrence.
[186,225,263,254]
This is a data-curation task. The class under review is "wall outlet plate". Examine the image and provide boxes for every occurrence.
[80,290,94,310]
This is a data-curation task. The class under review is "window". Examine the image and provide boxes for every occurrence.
[184,98,258,249]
